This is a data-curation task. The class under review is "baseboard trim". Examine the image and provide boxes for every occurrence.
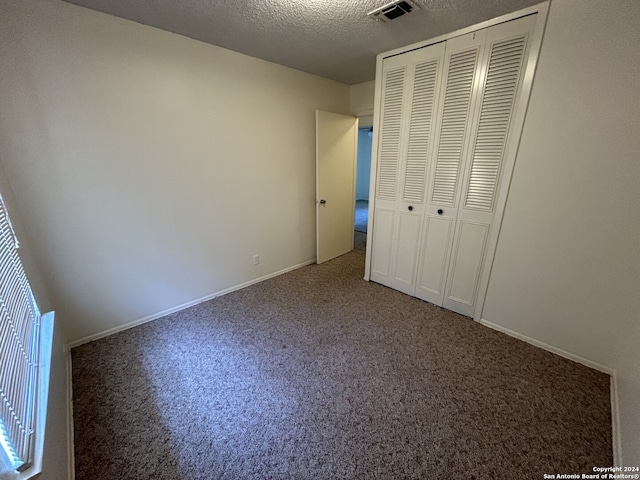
[610,374,622,467]
[67,258,317,349]
[64,346,76,480]
[479,319,614,375]
[479,319,620,466]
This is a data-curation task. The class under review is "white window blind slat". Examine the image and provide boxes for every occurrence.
[0,193,40,472]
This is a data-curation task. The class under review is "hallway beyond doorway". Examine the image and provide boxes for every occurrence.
[355,200,368,233]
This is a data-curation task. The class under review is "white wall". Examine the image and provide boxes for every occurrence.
[0,0,350,343]
[482,0,640,465]
[350,81,375,127]
[3,0,638,470]
[0,165,70,480]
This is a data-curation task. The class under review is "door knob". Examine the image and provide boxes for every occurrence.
[437,209,443,215]
[408,206,413,211]
[319,199,327,205]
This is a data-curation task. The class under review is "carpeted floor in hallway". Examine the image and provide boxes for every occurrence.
[71,250,612,480]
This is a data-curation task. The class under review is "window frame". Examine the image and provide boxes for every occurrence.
[0,193,54,480]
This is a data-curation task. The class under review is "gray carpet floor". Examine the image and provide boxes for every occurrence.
[354,231,366,252]
[71,251,612,480]
[354,200,368,233]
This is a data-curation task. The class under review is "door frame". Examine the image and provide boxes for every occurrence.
[364,2,550,322]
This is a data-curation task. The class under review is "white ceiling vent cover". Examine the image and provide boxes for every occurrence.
[368,0,420,23]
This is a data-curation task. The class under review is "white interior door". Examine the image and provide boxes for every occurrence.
[316,110,358,264]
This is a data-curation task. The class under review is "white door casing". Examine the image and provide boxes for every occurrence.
[316,110,358,264]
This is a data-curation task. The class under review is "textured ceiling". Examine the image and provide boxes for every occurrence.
[61,0,541,85]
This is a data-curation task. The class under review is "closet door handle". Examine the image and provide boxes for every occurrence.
[437,209,443,215]
[408,206,413,211]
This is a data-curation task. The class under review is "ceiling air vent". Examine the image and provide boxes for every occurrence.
[368,0,419,23]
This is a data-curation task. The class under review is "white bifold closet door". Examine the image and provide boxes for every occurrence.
[370,14,536,316]
[370,42,445,295]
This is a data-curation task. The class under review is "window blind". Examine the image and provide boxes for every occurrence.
[0,193,41,471]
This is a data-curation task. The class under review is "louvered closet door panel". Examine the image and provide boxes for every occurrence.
[370,14,538,315]
[464,34,527,211]
[390,211,422,295]
[415,30,487,305]
[371,43,445,292]
[370,208,395,278]
[389,46,445,292]
[429,42,482,207]
[370,65,407,286]
[402,58,440,204]
[376,66,406,202]
[416,215,453,299]
[445,221,489,307]
[443,15,536,316]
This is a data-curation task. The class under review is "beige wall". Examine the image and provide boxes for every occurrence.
[350,81,375,127]
[0,0,350,343]
[482,0,640,465]
[349,81,375,116]
[2,0,638,472]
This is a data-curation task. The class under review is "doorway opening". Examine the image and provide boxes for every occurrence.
[354,126,373,251]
